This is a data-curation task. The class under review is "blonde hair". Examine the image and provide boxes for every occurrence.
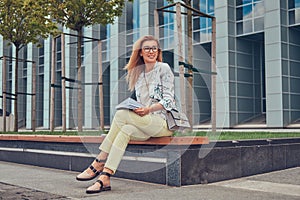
[124,35,162,91]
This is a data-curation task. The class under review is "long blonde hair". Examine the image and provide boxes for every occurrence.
[124,35,162,91]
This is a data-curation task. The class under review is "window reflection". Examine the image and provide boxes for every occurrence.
[236,0,264,35]
[193,0,214,44]
[296,9,300,24]
[289,0,300,25]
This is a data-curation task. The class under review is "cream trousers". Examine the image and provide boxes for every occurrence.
[99,109,173,174]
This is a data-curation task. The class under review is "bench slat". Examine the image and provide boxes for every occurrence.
[0,134,209,145]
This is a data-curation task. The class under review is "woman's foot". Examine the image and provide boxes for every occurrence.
[76,158,106,181]
[86,169,112,194]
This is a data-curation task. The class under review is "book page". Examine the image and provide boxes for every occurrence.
[115,98,144,110]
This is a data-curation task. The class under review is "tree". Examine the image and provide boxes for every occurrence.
[167,0,193,125]
[49,0,132,132]
[0,0,58,132]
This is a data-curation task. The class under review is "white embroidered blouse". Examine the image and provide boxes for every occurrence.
[135,62,176,119]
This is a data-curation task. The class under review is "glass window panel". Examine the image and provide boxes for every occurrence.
[57,52,61,61]
[38,66,44,74]
[193,0,200,10]
[168,12,174,23]
[289,0,295,9]
[169,36,174,46]
[237,22,243,35]
[207,18,212,27]
[296,0,300,8]
[254,17,264,32]
[200,29,208,42]
[243,19,253,33]
[243,5,253,19]
[200,0,206,12]
[281,27,288,41]
[243,0,252,4]
[208,0,214,13]
[57,62,61,70]
[237,7,243,21]
[159,25,165,38]
[290,61,300,77]
[193,18,200,30]
[207,27,212,34]
[23,70,27,78]
[296,8,300,23]
[236,0,243,6]
[39,57,44,65]
[253,2,265,17]
[133,0,139,30]
[126,3,133,30]
[169,24,174,34]
[164,12,169,24]
[289,10,295,24]
[56,38,61,51]
[193,31,200,43]
[39,45,44,55]
[200,17,207,29]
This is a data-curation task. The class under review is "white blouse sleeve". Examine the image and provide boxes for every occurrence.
[158,63,176,111]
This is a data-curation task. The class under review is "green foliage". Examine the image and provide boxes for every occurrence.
[174,131,300,141]
[0,0,58,49]
[49,0,133,32]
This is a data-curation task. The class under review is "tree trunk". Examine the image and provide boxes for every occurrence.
[77,29,83,132]
[186,0,193,128]
[13,48,19,132]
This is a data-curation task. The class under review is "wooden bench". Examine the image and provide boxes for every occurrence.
[0,134,209,145]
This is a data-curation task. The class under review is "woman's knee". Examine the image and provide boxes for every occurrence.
[114,110,131,121]
[119,124,136,136]
[120,125,150,141]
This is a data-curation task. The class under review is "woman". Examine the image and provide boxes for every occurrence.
[76,35,176,194]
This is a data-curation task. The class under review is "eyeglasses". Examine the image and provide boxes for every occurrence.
[142,46,159,53]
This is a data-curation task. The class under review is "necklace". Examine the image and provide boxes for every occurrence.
[143,62,157,91]
[143,70,150,91]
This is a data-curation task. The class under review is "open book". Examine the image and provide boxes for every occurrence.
[115,97,144,110]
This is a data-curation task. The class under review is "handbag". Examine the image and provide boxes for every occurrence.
[166,109,191,131]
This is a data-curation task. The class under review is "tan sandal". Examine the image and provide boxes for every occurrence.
[76,158,106,181]
[86,172,112,194]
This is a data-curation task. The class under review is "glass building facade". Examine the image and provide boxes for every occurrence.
[1,0,300,129]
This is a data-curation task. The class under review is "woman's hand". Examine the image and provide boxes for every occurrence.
[133,107,150,117]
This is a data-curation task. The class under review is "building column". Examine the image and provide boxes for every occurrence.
[215,0,233,128]
[83,26,101,129]
[63,29,76,129]
[43,37,52,129]
[264,0,286,127]
[109,15,127,122]
[26,44,34,129]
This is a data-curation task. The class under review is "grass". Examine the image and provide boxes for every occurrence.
[1,130,300,141]
[174,131,300,140]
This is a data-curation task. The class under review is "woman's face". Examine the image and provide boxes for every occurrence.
[140,40,159,64]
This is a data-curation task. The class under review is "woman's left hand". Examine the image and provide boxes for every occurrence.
[133,107,150,117]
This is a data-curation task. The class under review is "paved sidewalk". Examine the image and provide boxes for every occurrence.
[0,161,299,200]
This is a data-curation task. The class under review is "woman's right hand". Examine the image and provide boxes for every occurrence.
[133,107,150,117]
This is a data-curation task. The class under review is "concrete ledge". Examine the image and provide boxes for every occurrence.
[0,135,300,186]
